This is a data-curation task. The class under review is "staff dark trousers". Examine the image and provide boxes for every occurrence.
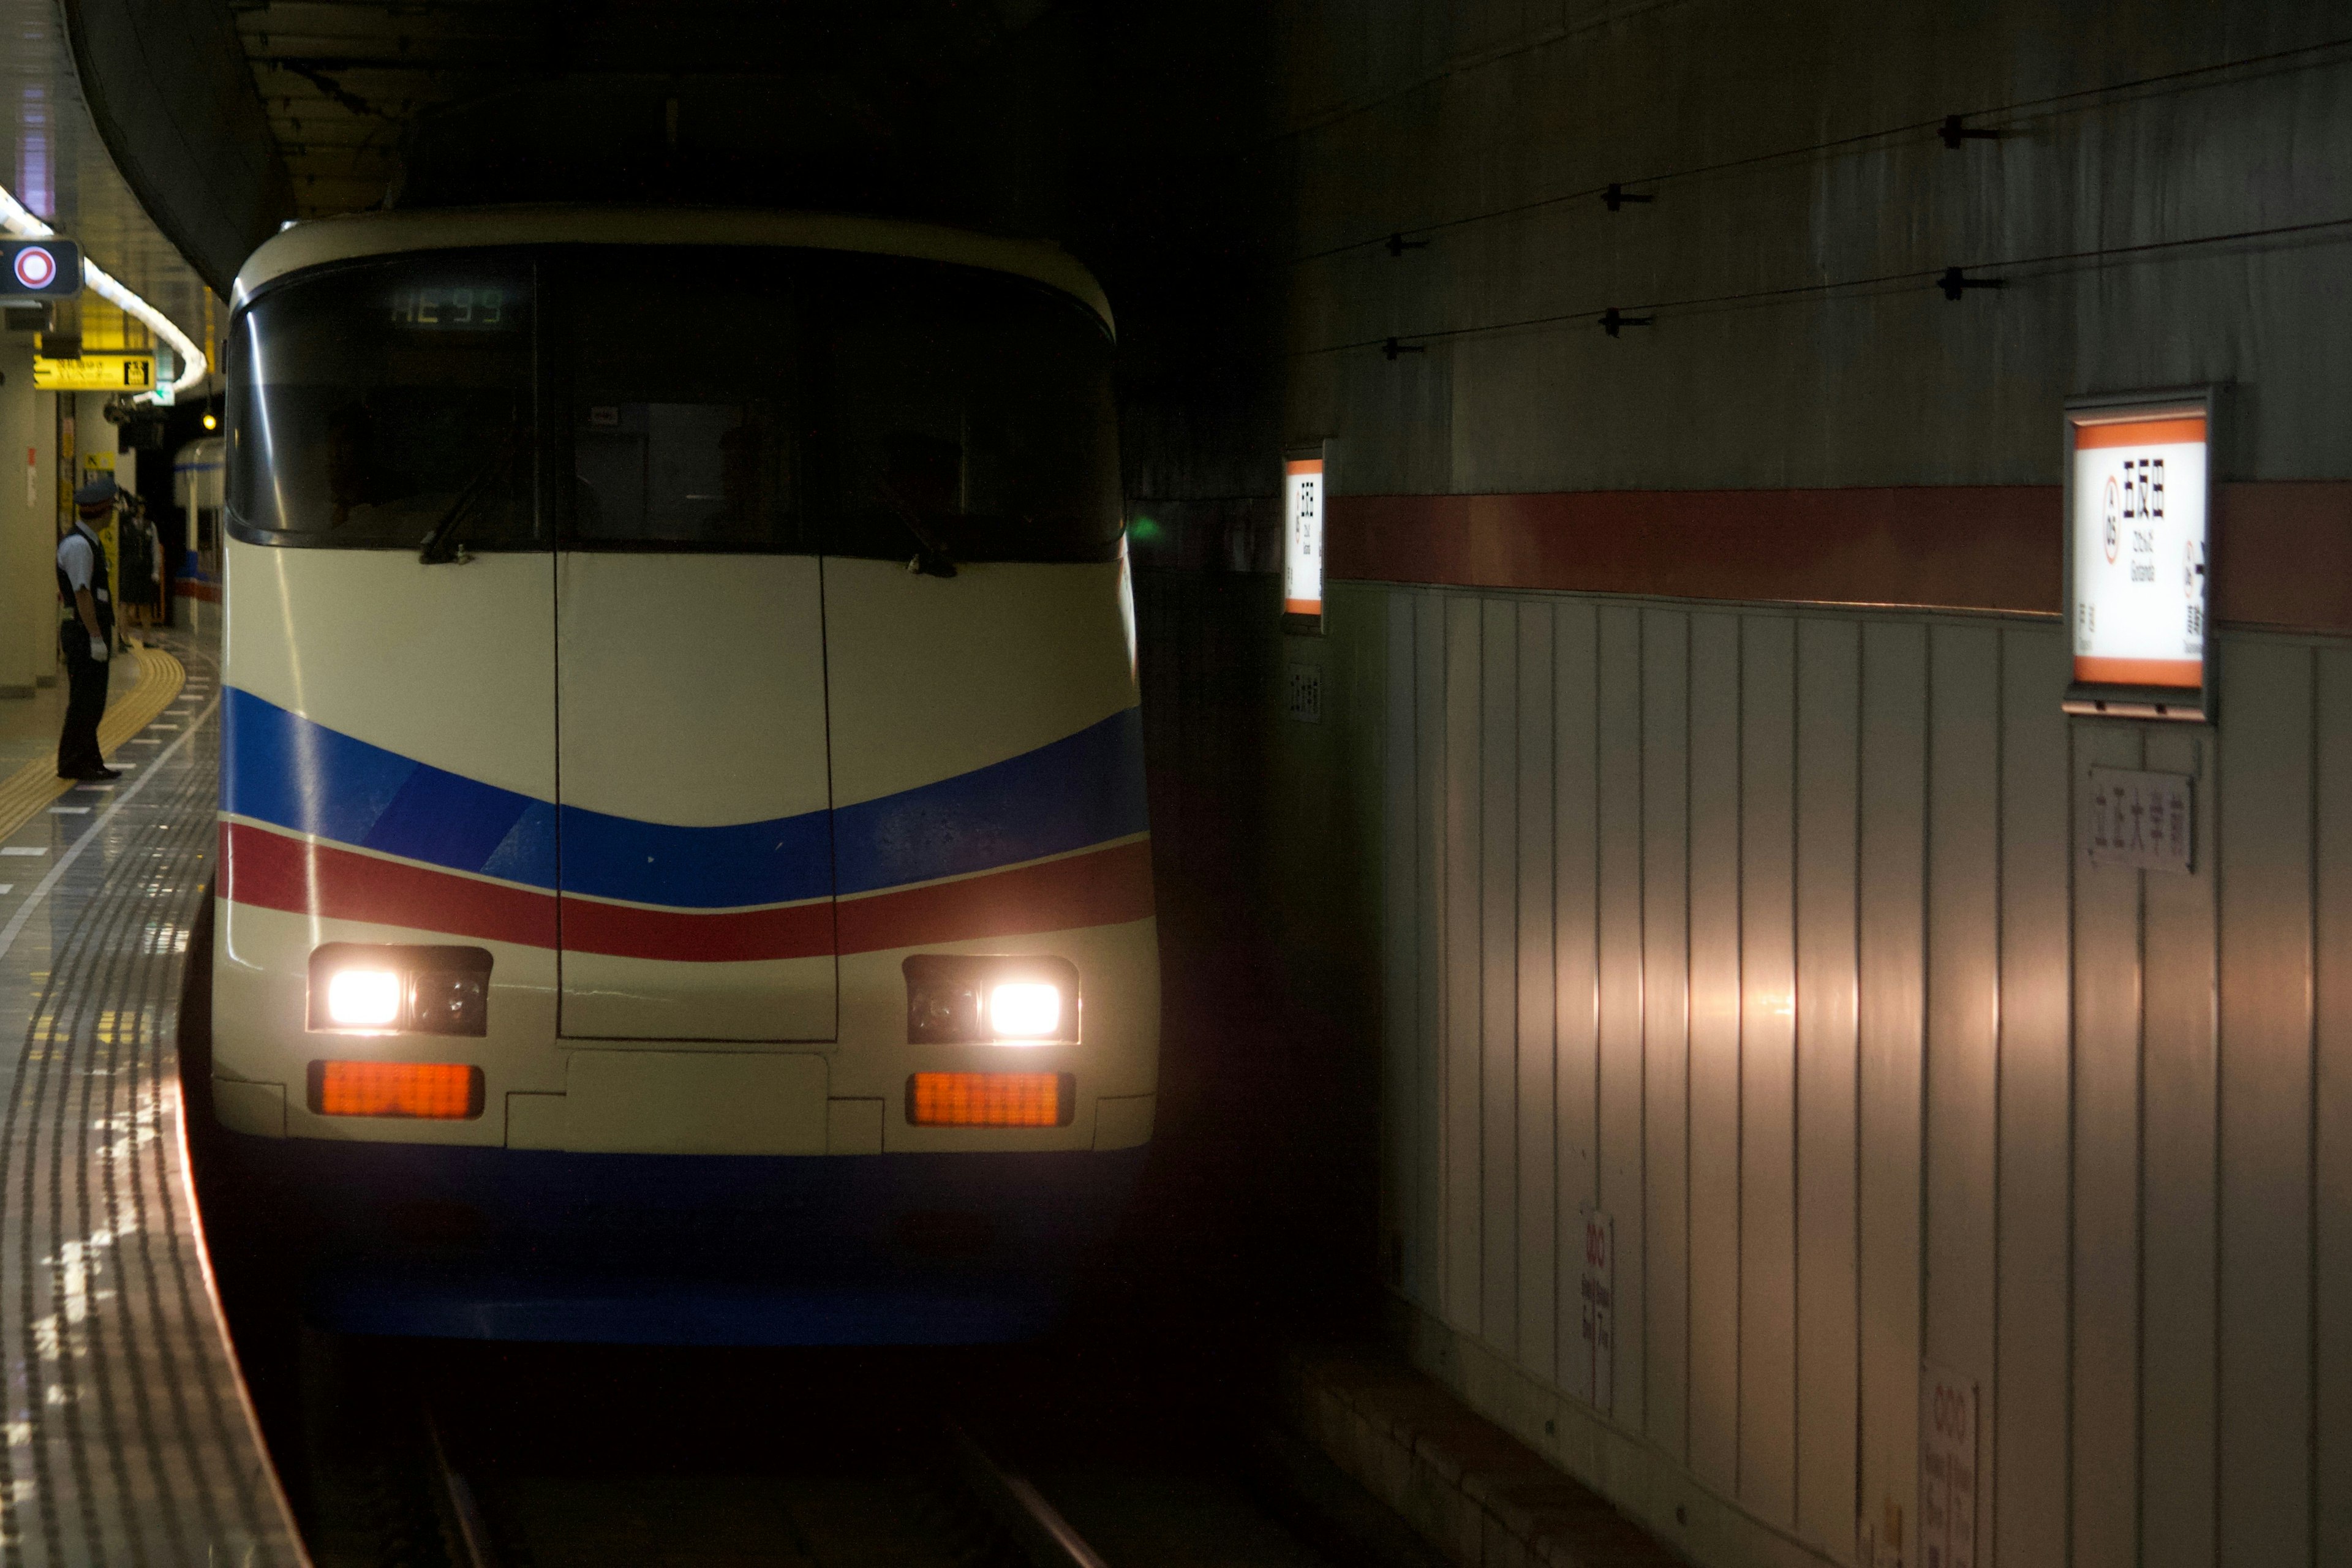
[56,627,110,778]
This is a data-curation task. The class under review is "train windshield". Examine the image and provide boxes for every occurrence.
[227,258,537,549]
[228,245,1120,562]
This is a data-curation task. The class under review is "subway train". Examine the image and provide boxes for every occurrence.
[200,208,1158,1343]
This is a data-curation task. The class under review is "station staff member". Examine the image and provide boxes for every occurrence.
[56,477,121,782]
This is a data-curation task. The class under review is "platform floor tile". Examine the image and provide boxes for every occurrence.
[0,630,304,1566]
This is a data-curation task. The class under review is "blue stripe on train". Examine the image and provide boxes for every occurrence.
[220,689,1147,909]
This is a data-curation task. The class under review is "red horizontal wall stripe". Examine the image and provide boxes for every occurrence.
[220,822,1155,962]
[1327,481,2352,633]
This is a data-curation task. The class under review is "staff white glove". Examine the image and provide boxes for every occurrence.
[89,635,108,663]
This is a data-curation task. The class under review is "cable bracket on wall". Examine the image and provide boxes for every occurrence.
[1939,114,2000,149]
[1599,308,1655,336]
[1385,232,1430,258]
[1601,183,1653,212]
[1936,266,2003,301]
[1381,337,1427,360]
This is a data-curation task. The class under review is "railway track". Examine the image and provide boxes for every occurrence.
[273,1336,1362,1568]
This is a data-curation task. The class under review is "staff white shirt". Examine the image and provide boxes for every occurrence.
[56,527,108,600]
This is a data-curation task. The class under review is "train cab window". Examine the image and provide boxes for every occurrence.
[227,257,537,549]
[555,249,1115,562]
[562,255,812,551]
[819,260,1121,565]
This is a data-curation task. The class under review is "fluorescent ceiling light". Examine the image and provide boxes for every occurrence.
[0,180,208,404]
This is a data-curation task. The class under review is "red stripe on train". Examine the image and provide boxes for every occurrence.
[219,821,1155,959]
[222,820,559,948]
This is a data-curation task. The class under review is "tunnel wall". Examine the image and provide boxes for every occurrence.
[1366,590,2351,1568]
[1118,4,2352,1567]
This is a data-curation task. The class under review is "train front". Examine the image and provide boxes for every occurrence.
[207,212,1158,1343]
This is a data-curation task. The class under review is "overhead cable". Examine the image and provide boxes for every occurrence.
[1310,213,2352,357]
[0,181,209,404]
[1295,34,2352,265]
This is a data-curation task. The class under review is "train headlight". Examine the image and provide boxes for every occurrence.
[309,943,494,1036]
[903,955,1079,1045]
[325,968,402,1028]
[987,983,1062,1041]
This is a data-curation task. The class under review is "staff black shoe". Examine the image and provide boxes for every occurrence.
[77,767,121,782]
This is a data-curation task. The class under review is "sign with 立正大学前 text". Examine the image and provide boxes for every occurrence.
[2082,766,2193,873]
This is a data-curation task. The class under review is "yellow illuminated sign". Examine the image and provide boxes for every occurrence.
[33,353,155,391]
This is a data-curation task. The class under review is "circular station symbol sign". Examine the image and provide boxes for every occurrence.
[12,246,57,291]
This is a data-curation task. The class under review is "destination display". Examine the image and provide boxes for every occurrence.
[2063,391,2214,720]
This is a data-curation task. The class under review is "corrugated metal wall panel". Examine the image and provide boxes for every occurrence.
[1923,622,2003,1554]
[2138,715,2218,1568]
[1413,593,1449,1317]
[1514,603,1559,1383]
[2214,643,2313,1564]
[1856,619,1928,1561]
[1994,627,2072,1568]
[2318,649,2352,1568]
[1482,600,1522,1352]
[1793,617,1861,1554]
[1643,608,1692,1460]
[2069,718,2142,1568]
[1553,600,1603,1402]
[1378,587,2348,1567]
[1444,595,1485,1332]
[1739,614,1798,1525]
[1384,589,1422,1305]
[1596,605,1647,1429]
[1687,611,1743,1499]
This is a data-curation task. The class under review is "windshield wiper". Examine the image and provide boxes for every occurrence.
[419,423,519,565]
[863,458,957,579]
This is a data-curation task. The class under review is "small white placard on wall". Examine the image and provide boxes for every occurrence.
[2082,766,2194,873]
[1285,662,1323,724]
[1920,1365,1978,1568]
[1580,1210,1615,1413]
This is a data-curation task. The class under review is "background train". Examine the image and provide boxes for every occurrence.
[198,206,1158,1343]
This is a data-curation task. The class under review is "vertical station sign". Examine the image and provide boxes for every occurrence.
[1283,443,1326,633]
[2062,388,2215,721]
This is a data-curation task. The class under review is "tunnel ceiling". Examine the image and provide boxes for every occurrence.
[227,0,1064,219]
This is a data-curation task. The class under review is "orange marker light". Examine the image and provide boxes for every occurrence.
[907,1071,1072,1128]
[309,1061,483,1120]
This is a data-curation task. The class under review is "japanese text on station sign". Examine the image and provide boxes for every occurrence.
[1283,453,1323,624]
[2069,407,2208,692]
[2083,766,2193,873]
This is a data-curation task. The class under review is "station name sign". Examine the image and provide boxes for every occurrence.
[2062,389,2215,722]
[1,238,80,301]
[1283,442,1325,634]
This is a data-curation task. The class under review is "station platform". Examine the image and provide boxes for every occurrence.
[0,630,305,1565]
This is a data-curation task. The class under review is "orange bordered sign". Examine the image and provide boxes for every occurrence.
[2062,388,2217,722]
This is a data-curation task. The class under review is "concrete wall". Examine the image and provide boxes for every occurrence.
[1121,4,2352,1567]
[1275,0,2352,491]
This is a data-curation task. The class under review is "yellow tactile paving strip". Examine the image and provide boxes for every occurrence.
[0,645,187,844]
